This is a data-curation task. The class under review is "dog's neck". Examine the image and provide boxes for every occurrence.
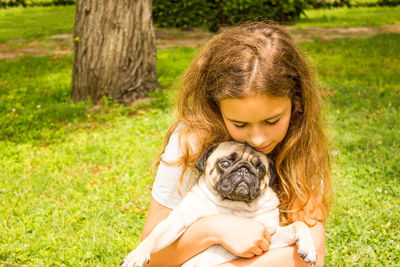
[196,178,279,213]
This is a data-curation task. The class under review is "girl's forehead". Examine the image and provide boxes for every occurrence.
[219,93,291,123]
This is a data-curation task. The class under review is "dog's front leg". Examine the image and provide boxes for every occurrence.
[121,214,186,267]
[270,221,317,266]
[121,191,209,267]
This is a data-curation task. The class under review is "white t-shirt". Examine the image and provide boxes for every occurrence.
[151,127,197,209]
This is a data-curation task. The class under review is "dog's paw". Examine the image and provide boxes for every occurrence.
[120,249,151,267]
[296,240,317,266]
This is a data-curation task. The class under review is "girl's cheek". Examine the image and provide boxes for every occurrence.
[227,125,246,142]
[274,119,290,141]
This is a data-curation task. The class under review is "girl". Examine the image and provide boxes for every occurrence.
[140,22,332,266]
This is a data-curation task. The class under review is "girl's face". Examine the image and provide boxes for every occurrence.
[219,93,292,154]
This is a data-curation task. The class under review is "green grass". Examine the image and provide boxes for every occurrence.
[301,33,400,265]
[0,48,192,265]
[0,5,399,44]
[0,5,75,43]
[0,4,399,266]
[296,6,400,27]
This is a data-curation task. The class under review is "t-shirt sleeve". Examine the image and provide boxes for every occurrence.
[151,128,185,209]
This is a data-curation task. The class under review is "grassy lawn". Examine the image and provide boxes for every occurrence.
[302,34,400,264]
[0,4,399,266]
[0,5,399,44]
[296,6,400,27]
[0,6,75,43]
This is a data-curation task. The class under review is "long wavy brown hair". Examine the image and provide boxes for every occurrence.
[156,21,332,225]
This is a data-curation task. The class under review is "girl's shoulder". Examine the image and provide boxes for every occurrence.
[161,125,183,162]
[152,124,199,209]
[162,124,200,162]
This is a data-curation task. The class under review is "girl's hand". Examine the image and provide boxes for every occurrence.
[206,213,272,258]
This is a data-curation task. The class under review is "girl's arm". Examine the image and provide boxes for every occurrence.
[141,196,272,266]
[215,221,326,267]
[141,196,214,266]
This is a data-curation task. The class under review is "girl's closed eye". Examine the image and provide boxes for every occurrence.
[233,118,280,128]
[233,123,247,128]
[266,118,280,125]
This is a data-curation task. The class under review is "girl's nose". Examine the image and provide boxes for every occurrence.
[248,126,267,148]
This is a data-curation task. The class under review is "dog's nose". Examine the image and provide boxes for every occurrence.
[238,167,249,174]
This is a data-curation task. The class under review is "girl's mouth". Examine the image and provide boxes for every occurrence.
[254,144,271,152]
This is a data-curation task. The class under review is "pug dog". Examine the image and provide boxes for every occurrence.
[121,141,317,267]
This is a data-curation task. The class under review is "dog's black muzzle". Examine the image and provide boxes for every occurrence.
[216,162,261,203]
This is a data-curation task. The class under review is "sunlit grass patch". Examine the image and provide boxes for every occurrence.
[297,6,400,27]
[301,34,400,265]
[0,6,75,43]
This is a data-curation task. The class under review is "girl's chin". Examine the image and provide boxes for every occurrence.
[254,143,275,154]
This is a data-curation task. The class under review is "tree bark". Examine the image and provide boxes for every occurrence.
[72,0,158,106]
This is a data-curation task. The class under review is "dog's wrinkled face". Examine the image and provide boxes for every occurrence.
[196,141,276,203]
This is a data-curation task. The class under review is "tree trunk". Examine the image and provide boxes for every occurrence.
[71,0,158,106]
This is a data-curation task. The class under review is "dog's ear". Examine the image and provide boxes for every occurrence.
[268,160,278,187]
[195,143,219,172]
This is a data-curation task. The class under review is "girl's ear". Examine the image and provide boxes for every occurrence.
[195,143,219,172]
[268,160,278,187]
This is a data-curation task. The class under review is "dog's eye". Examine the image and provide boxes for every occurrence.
[219,160,231,169]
